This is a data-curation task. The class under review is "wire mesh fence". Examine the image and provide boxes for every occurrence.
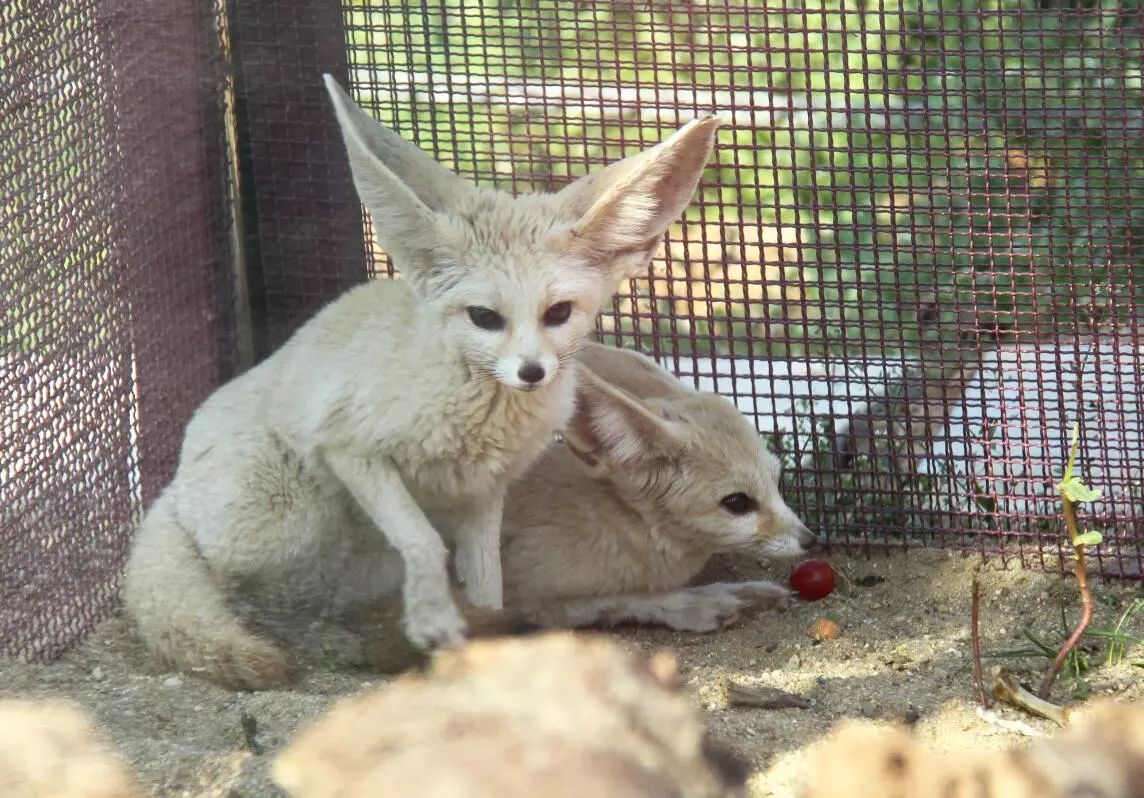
[2,0,235,660]
[341,0,1143,576]
[3,0,1142,662]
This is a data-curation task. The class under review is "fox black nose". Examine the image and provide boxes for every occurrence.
[797,524,818,551]
[517,362,546,384]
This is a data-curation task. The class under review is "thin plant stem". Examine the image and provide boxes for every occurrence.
[1037,494,1094,700]
[971,565,989,708]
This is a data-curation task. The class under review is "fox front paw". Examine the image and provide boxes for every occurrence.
[659,591,747,633]
[725,580,795,610]
[402,596,468,651]
[660,581,794,632]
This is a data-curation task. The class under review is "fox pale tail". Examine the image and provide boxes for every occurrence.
[121,494,291,690]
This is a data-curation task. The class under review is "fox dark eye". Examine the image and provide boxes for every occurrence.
[720,493,756,515]
[542,301,573,327]
[467,306,505,331]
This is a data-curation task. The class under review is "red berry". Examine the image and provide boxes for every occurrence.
[789,559,836,601]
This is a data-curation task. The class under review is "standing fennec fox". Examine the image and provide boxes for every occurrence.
[121,76,719,689]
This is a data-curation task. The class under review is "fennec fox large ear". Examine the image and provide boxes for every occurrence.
[578,342,696,401]
[561,367,683,471]
[323,75,472,276]
[555,115,722,279]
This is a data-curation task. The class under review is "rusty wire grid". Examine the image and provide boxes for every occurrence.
[2,0,235,661]
[341,0,1143,576]
[2,0,1142,663]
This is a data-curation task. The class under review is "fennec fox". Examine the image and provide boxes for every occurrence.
[355,343,816,672]
[121,76,719,689]
[500,342,816,633]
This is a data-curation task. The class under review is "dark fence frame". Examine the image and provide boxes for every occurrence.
[228,0,367,357]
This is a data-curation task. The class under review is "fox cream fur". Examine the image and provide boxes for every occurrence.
[120,76,719,689]
[318,343,816,675]
[500,342,815,633]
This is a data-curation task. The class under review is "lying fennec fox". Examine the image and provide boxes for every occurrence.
[499,341,816,633]
[121,76,719,689]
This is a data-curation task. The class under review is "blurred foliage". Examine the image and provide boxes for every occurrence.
[343,0,1143,358]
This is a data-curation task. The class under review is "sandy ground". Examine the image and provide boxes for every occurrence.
[2,548,1141,797]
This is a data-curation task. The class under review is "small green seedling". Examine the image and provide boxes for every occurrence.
[1072,530,1104,547]
[1087,598,1144,668]
[1036,421,1104,700]
[317,647,345,672]
[1058,422,1103,546]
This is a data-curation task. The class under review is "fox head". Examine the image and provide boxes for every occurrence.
[560,344,816,559]
[323,76,720,392]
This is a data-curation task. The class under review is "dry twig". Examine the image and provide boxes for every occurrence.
[974,706,1048,738]
[970,561,990,709]
[725,681,810,710]
[991,667,1070,727]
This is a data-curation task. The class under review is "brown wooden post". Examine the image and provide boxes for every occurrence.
[228,0,368,357]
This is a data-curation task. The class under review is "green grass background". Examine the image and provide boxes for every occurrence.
[343,0,1143,359]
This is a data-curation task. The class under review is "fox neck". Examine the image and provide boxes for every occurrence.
[452,355,579,474]
[606,484,712,578]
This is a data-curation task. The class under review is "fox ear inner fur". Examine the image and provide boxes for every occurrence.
[554,113,722,278]
[323,74,462,278]
[324,74,721,287]
[563,368,683,467]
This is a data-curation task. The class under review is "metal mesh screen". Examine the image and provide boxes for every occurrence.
[2,0,234,661]
[339,0,1143,577]
[228,0,367,355]
[4,0,1142,663]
